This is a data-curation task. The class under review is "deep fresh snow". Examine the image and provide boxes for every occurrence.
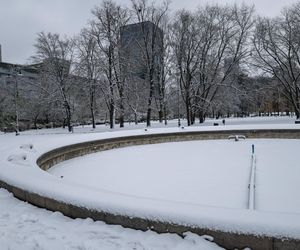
[1,116,300,249]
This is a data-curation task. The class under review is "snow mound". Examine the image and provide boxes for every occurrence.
[183,232,222,249]
[200,234,214,242]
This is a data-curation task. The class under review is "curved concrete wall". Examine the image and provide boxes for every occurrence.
[1,129,300,250]
[37,129,300,170]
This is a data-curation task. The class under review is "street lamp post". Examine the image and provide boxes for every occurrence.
[14,72,19,135]
[11,66,22,135]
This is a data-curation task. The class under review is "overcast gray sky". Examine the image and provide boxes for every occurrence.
[0,0,298,64]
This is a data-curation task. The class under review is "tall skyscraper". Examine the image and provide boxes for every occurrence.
[120,21,163,86]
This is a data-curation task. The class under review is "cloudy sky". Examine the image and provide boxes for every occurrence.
[0,0,298,64]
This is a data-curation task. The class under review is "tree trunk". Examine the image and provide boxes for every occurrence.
[119,101,124,128]
[191,109,195,125]
[134,112,138,125]
[90,105,95,129]
[119,89,125,128]
[66,109,72,132]
[34,117,38,130]
[158,91,164,123]
[185,100,191,126]
[146,77,155,127]
[163,104,167,125]
[67,117,72,132]
[295,108,300,119]
[146,107,152,127]
[199,109,205,123]
[90,83,96,129]
[62,119,66,129]
[63,100,72,132]
[45,114,49,124]
[295,86,300,119]
[158,110,163,123]
[109,103,114,129]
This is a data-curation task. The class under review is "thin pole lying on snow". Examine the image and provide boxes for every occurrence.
[248,144,256,210]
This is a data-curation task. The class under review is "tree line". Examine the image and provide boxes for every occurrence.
[1,0,299,132]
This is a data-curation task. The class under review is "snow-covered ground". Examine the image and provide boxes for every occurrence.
[17,115,298,135]
[49,140,251,210]
[48,139,300,214]
[0,188,223,250]
[0,116,300,249]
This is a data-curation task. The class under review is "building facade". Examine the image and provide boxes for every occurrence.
[120,21,163,87]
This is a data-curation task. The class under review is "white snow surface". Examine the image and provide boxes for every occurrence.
[48,139,300,215]
[1,117,300,244]
[0,188,223,250]
[49,140,251,210]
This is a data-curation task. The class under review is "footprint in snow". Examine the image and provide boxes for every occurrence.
[20,144,35,152]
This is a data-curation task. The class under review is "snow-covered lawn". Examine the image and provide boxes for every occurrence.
[1,116,300,249]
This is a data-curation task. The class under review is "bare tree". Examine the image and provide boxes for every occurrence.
[19,74,51,129]
[74,28,101,128]
[171,4,254,125]
[156,14,172,124]
[130,0,169,127]
[171,10,201,126]
[124,76,145,124]
[90,0,129,128]
[33,32,75,132]
[252,3,300,118]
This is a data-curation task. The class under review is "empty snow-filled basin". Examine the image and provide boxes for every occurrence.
[48,139,300,213]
